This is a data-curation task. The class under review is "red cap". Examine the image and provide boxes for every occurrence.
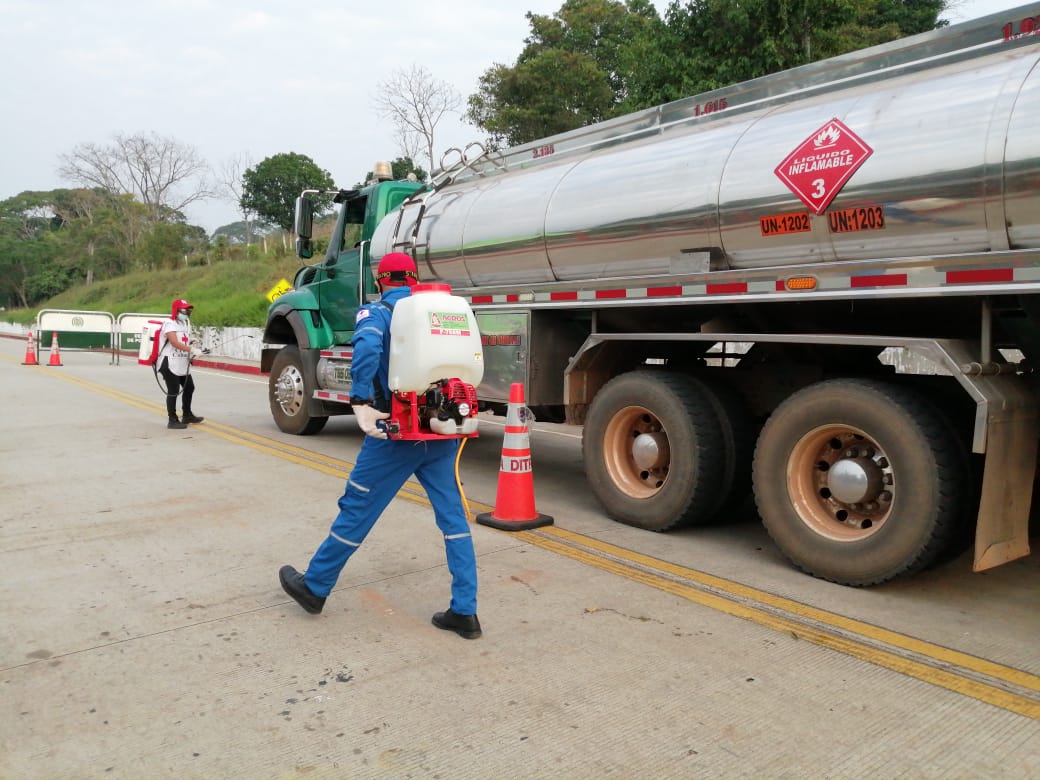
[171,298,193,318]
[375,252,417,286]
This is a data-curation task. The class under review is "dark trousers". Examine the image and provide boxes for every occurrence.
[158,357,195,420]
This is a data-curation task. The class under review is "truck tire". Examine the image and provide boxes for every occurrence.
[699,378,756,521]
[752,378,966,585]
[269,345,328,435]
[583,371,725,531]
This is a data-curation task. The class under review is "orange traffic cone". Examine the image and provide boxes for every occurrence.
[47,332,63,367]
[22,331,38,365]
[476,382,554,531]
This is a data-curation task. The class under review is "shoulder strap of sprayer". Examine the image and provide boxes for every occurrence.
[372,299,395,412]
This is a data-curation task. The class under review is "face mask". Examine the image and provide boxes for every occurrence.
[177,312,190,323]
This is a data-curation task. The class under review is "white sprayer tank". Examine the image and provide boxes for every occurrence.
[388,283,484,392]
[137,319,164,366]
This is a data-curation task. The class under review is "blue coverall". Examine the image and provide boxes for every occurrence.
[302,285,479,615]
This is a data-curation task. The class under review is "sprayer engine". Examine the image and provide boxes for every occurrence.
[384,378,480,440]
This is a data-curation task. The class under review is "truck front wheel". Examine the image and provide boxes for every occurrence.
[583,371,725,531]
[753,378,966,585]
[269,345,328,435]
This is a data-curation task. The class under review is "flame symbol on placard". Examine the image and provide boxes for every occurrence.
[814,124,841,149]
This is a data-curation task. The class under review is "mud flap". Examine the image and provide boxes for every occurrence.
[973,384,1037,571]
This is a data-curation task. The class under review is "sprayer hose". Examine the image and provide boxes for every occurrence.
[454,437,473,521]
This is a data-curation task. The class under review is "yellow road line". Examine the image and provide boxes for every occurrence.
[527,533,1040,720]
[22,357,1040,720]
[539,526,1040,694]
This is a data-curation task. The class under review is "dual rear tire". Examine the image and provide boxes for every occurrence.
[583,372,970,585]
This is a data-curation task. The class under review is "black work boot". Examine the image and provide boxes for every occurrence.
[168,418,188,429]
[432,608,482,639]
[279,565,326,614]
[182,412,204,424]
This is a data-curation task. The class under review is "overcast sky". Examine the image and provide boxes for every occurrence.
[0,0,1024,234]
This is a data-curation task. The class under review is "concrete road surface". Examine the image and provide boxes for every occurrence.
[1,337,1038,779]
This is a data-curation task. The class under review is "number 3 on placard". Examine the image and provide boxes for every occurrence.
[811,178,825,199]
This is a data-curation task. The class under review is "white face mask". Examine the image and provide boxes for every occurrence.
[177,312,190,323]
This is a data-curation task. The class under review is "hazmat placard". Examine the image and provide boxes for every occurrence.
[774,118,873,215]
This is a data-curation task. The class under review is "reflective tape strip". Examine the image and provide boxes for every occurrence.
[464,263,1038,305]
[500,455,533,473]
[444,532,472,541]
[347,479,370,493]
[330,531,361,547]
[502,432,530,449]
[316,390,353,403]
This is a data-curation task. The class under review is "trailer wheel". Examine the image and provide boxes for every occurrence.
[269,345,328,435]
[752,379,965,585]
[699,379,756,520]
[583,371,724,531]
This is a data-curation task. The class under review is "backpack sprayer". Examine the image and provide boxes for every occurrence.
[138,317,204,394]
[381,283,484,440]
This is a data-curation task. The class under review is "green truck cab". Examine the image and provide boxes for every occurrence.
[261,170,423,434]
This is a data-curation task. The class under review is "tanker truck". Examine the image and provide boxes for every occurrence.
[263,6,1040,586]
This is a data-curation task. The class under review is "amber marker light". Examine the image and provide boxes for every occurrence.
[785,276,818,290]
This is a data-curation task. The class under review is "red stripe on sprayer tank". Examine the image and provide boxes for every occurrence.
[506,294,520,302]
[946,268,1013,284]
[707,282,748,295]
[851,274,908,288]
[648,286,683,297]
[595,289,626,299]
[550,291,579,301]
[472,295,493,304]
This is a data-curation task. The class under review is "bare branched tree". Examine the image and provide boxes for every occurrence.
[218,152,256,244]
[58,131,213,220]
[372,64,462,174]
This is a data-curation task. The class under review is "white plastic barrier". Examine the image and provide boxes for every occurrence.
[35,309,116,363]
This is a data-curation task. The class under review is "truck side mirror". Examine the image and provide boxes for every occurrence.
[295,196,314,240]
[295,195,315,259]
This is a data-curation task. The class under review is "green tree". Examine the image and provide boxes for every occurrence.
[0,192,64,308]
[628,0,948,106]
[468,0,661,147]
[240,153,336,234]
[45,188,136,283]
[468,0,947,144]
[136,220,207,270]
[212,220,277,246]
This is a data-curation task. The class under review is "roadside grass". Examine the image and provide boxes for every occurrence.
[2,252,305,328]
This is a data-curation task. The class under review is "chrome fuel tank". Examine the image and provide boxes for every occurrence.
[371,10,1040,288]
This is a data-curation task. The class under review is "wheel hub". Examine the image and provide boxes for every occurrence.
[788,428,895,541]
[632,432,669,470]
[828,456,885,504]
[274,367,304,415]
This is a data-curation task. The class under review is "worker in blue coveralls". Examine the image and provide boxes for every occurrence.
[279,252,481,639]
